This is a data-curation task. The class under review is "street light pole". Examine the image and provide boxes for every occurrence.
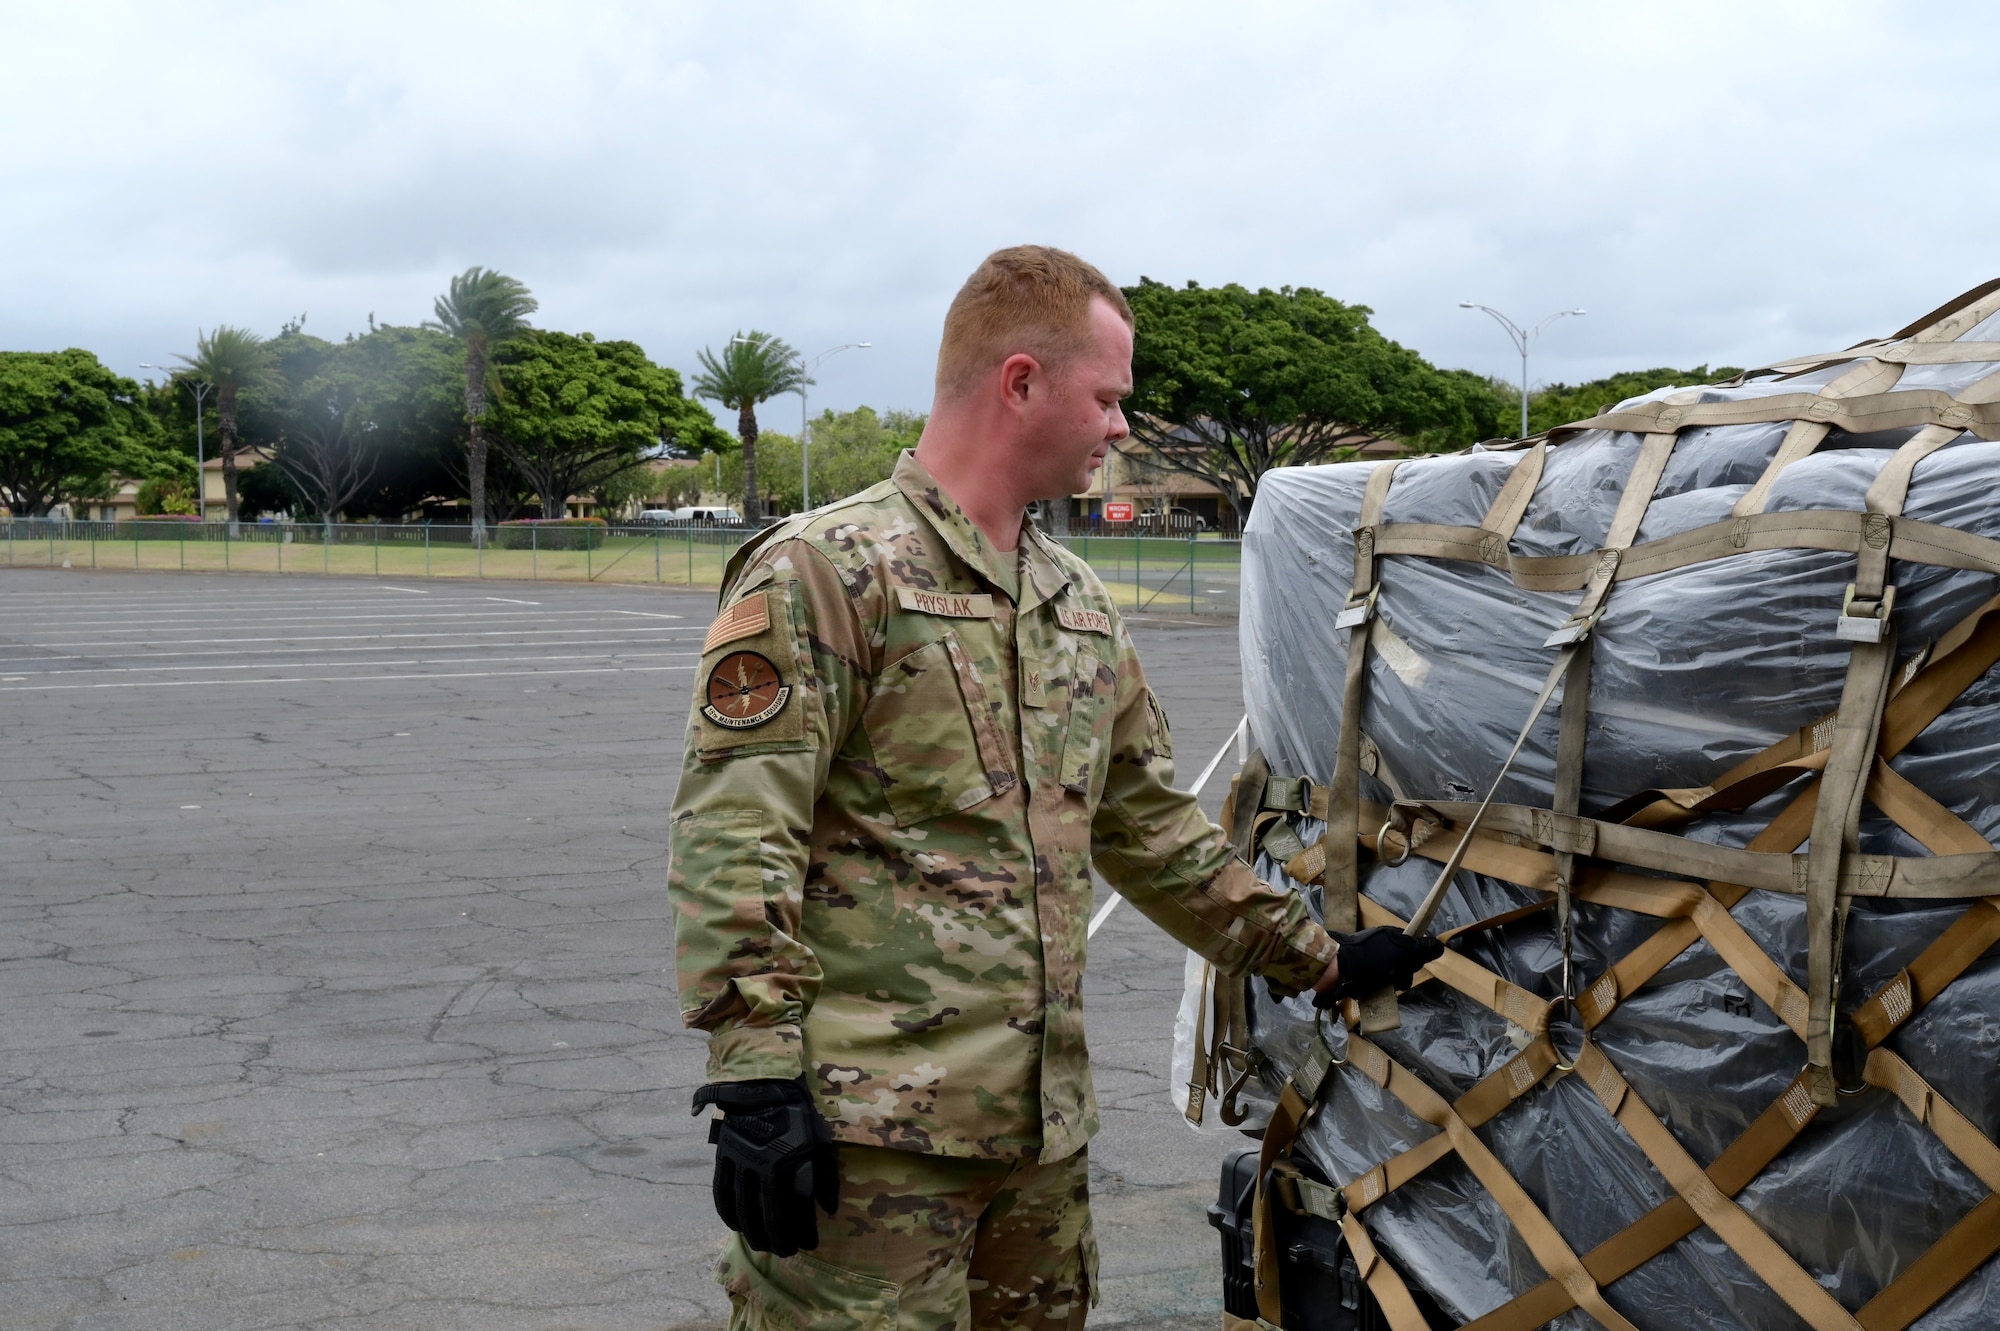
[1457,304,1586,439]
[142,364,213,519]
[733,337,874,514]
[796,342,870,511]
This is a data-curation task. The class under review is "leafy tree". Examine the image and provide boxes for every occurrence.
[253,332,383,541]
[1122,279,1503,520]
[0,349,174,517]
[693,330,810,524]
[1526,366,1742,436]
[487,331,727,520]
[319,323,465,520]
[426,267,538,544]
[175,326,276,534]
[714,406,920,516]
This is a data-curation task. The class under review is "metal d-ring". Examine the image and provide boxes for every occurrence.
[1376,817,1414,867]
[1546,993,1582,1074]
[1314,1007,1349,1067]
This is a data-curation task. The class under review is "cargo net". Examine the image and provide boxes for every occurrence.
[1226,279,2000,1331]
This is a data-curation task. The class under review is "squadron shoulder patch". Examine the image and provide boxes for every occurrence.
[704,592,771,652]
[701,650,792,729]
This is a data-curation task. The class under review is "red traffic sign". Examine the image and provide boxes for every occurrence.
[1104,501,1134,523]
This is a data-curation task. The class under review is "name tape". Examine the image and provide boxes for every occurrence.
[896,587,995,618]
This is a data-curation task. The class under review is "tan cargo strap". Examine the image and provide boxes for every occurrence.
[1256,283,2000,1326]
[1549,386,2000,442]
[1732,355,1912,515]
[1323,461,1402,935]
[1369,506,2000,592]
[1728,276,2000,380]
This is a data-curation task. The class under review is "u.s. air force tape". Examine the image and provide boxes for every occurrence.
[701,650,792,729]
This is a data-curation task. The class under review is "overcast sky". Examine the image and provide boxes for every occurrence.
[5,1,1995,425]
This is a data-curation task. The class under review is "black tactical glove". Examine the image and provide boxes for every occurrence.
[1313,926,1445,1007]
[691,1077,840,1257]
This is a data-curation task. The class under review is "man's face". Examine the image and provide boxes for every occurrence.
[1019,297,1133,501]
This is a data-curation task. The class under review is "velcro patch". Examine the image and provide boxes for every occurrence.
[703,592,770,652]
[1056,604,1112,635]
[895,586,994,618]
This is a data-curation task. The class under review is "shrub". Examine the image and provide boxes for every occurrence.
[496,517,608,551]
[115,516,209,540]
[135,476,198,516]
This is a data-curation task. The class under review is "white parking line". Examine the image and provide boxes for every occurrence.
[0,663,697,692]
[8,608,680,629]
[6,650,703,679]
[25,627,698,650]
[0,636,698,666]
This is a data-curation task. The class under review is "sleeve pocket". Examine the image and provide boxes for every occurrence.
[1059,652,1114,802]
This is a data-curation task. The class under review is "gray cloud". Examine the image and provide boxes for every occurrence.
[4,0,1994,420]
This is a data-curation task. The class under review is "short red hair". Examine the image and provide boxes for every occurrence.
[934,245,1133,400]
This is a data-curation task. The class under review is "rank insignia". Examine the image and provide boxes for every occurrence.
[702,651,792,729]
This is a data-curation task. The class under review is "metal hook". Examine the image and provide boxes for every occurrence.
[1376,817,1413,867]
[1546,993,1582,1074]
[1313,1007,1349,1067]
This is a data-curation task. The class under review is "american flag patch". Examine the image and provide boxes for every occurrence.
[704,592,770,653]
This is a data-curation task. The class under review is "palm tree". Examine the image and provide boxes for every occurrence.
[426,267,537,544]
[175,326,275,536]
[693,331,810,524]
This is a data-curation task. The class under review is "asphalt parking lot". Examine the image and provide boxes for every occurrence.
[2,569,1250,1331]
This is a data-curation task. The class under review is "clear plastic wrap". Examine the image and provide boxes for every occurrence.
[1232,336,2000,1328]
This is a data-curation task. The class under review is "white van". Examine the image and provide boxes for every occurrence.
[638,506,744,526]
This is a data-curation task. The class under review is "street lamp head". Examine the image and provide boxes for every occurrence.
[1572,308,1587,316]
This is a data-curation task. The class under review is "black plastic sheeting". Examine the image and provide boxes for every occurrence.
[1234,354,2000,1329]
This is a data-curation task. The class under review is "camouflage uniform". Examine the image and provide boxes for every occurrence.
[669,451,1336,1325]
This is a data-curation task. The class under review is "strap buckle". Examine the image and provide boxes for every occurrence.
[1335,584,1378,631]
[1836,583,1895,644]
[1375,800,1443,868]
[1543,605,1605,649]
[1261,775,1315,815]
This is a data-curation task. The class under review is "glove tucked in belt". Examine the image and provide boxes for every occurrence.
[691,1077,840,1257]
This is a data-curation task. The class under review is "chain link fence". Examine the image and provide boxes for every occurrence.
[1,519,1241,615]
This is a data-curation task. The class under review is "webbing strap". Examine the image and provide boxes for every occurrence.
[1183,961,1215,1124]
[1251,1082,1312,1322]
[1324,462,1402,935]
[1758,341,2000,371]
[1550,387,2000,442]
[1733,357,1908,516]
[1803,626,1895,1095]
[1575,1044,1865,1330]
[1851,898,2000,1047]
[1478,443,1545,539]
[1460,1069,1824,1331]
[1348,1035,1644,1331]
[1369,508,2000,592]
[1339,1213,1432,1331]
[1857,1194,2000,1331]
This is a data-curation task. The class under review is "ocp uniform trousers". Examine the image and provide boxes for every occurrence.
[716,1144,1098,1331]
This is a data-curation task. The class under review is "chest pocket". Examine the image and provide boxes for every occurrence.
[860,631,1017,826]
[1058,652,1115,802]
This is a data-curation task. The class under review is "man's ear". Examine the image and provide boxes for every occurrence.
[998,352,1040,407]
